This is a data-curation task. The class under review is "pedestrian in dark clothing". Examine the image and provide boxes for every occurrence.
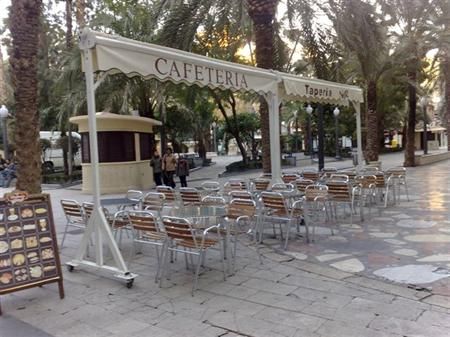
[150,150,163,186]
[162,148,176,188]
[176,155,189,187]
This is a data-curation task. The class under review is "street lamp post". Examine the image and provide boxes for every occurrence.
[293,110,299,153]
[333,107,341,160]
[317,104,325,171]
[306,104,313,162]
[420,97,428,155]
[212,121,217,154]
[0,105,9,161]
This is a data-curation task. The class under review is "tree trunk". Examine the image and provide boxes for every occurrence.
[75,0,86,28]
[444,53,450,151]
[66,0,73,177]
[404,71,417,167]
[247,0,278,173]
[10,0,43,194]
[365,80,379,162]
[65,0,73,48]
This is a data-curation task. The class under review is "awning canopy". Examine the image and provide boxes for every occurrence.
[277,72,364,106]
[83,30,279,95]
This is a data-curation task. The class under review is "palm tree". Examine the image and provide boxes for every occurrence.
[246,0,279,173]
[328,0,389,163]
[9,0,43,193]
[381,0,434,166]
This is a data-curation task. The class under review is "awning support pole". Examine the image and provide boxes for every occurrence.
[67,30,136,285]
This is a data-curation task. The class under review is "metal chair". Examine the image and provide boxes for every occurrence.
[221,198,261,274]
[201,181,221,196]
[228,190,254,201]
[302,169,320,183]
[60,199,86,249]
[354,175,377,219]
[128,210,166,282]
[121,190,143,210]
[329,174,350,183]
[386,167,410,202]
[325,180,359,224]
[303,185,335,240]
[281,173,300,184]
[142,192,166,218]
[180,187,203,206]
[251,178,270,195]
[259,191,305,249]
[156,185,178,208]
[160,216,226,295]
[294,178,314,195]
[373,172,396,207]
[223,180,247,195]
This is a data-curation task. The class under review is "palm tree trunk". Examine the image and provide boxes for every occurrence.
[10,0,43,193]
[444,54,450,151]
[404,71,417,167]
[365,80,379,162]
[247,0,278,173]
[75,0,86,28]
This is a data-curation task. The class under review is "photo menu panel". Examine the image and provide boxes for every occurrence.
[0,195,62,295]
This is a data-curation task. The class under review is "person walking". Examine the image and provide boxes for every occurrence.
[150,150,163,186]
[162,148,176,188]
[176,154,189,187]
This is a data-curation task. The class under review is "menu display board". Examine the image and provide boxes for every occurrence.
[0,193,64,314]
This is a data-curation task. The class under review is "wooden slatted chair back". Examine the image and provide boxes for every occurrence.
[329,174,350,183]
[142,192,165,212]
[271,183,295,192]
[162,216,196,245]
[180,187,202,205]
[374,173,386,188]
[129,211,159,233]
[338,170,357,182]
[326,181,352,202]
[223,180,246,194]
[282,173,300,184]
[61,199,83,220]
[227,198,256,221]
[156,186,177,203]
[304,185,328,202]
[302,170,320,182]
[229,190,254,201]
[260,192,288,217]
[253,179,271,192]
[294,178,314,193]
[355,175,377,189]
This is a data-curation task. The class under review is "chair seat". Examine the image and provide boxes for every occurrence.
[174,237,218,249]
[141,231,166,241]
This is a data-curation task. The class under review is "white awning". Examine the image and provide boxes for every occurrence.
[83,31,279,95]
[277,71,364,106]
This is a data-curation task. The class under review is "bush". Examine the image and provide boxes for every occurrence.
[42,170,82,184]
[225,160,262,172]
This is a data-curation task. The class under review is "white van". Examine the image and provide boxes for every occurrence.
[40,131,82,168]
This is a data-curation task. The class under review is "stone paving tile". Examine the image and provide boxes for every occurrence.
[416,309,450,328]
[369,315,450,337]
[255,306,326,331]
[344,297,424,321]
[291,287,353,308]
[421,294,450,309]
[316,320,403,337]
[241,278,298,295]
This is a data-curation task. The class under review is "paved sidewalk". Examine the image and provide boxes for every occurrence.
[1,152,450,337]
